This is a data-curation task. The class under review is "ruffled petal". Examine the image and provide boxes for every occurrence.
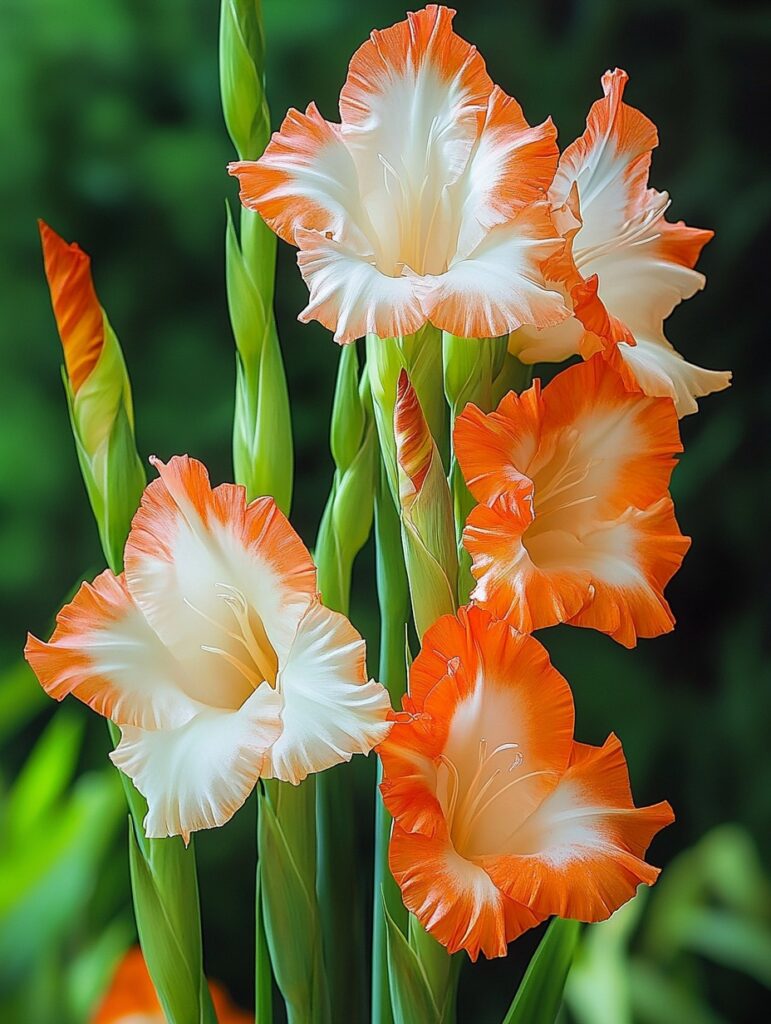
[565,496,690,647]
[264,599,392,784]
[124,456,316,706]
[606,336,732,418]
[295,227,426,343]
[339,5,491,233]
[454,86,559,256]
[453,385,543,505]
[463,496,593,633]
[382,608,574,851]
[110,685,283,843]
[228,103,366,247]
[481,735,674,921]
[550,69,657,252]
[389,824,541,960]
[421,203,571,338]
[25,570,199,731]
[457,359,687,643]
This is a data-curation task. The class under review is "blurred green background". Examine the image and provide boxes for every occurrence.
[1,1,769,1021]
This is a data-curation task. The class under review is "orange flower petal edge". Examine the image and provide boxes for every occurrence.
[378,606,673,958]
[454,356,690,645]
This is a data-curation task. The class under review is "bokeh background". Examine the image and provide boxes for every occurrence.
[2,1,770,1021]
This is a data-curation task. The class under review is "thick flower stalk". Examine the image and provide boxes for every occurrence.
[39,221,145,571]
[314,342,378,1021]
[510,69,731,417]
[93,947,250,1024]
[455,356,690,646]
[394,370,457,638]
[378,605,673,959]
[221,0,292,510]
[228,4,570,345]
[25,455,392,839]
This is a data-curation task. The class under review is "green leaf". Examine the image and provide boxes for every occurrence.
[502,919,581,1024]
[6,711,84,839]
[257,786,329,1024]
[384,899,440,1024]
[127,825,216,1024]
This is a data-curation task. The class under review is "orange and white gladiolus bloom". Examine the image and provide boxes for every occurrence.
[92,946,250,1024]
[510,69,731,417]
[25,455,392,842]
[454,357,690,647]
[379,606,673,959]
[229,5,571,343]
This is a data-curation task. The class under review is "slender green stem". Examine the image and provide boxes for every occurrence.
[372,465,410,1024]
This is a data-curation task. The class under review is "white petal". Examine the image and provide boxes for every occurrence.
[264,600,392,784]
[124,457,316,709]
[111,685,284,842]
[295,227,426,343]
[421,205,570,339]
[25,570,200,731]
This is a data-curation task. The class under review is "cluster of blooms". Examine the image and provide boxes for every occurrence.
[27,4,730,974]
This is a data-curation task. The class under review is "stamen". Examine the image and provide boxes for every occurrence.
[184,585,278,690]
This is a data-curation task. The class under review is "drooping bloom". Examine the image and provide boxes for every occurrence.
[509,69,731,417]
[92,946,250,1024]
[39,220,145,569]
[25,455,392,842]
[454,356,690,647]
[229,5,570,343]
[379,606,673,959]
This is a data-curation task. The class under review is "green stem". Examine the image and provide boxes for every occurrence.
[372,465,410,1024]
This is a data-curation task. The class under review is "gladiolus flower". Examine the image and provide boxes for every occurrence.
[25,455,392,842]
[229,5,570,343]
[454,357,690,647]
[379,605,673,960]
[92,946,250,1023]
[509,69,731,417]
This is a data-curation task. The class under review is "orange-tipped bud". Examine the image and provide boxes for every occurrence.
[39,220,104,393]
[395,369,432,507]
[38,220,144,572]
[393,370,457,637]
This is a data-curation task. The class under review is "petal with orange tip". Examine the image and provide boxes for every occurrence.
[228,103,366,248]
[339,5,492,195]
[389,824,541,961]
[455,357,688,643]
[421,203,571,339]
[454,85,559,257]
[295,228,426,344]
[24,570,201,731]
[481,735,674,922]
[380,607,575,847]
[550,69,657,250]
[39,220,103,393]
[124,455,317,707]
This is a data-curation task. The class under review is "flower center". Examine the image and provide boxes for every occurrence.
[439,738,524,854]
[524,429,599,547]
[185,584,278,691]
[438,738,560,858]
